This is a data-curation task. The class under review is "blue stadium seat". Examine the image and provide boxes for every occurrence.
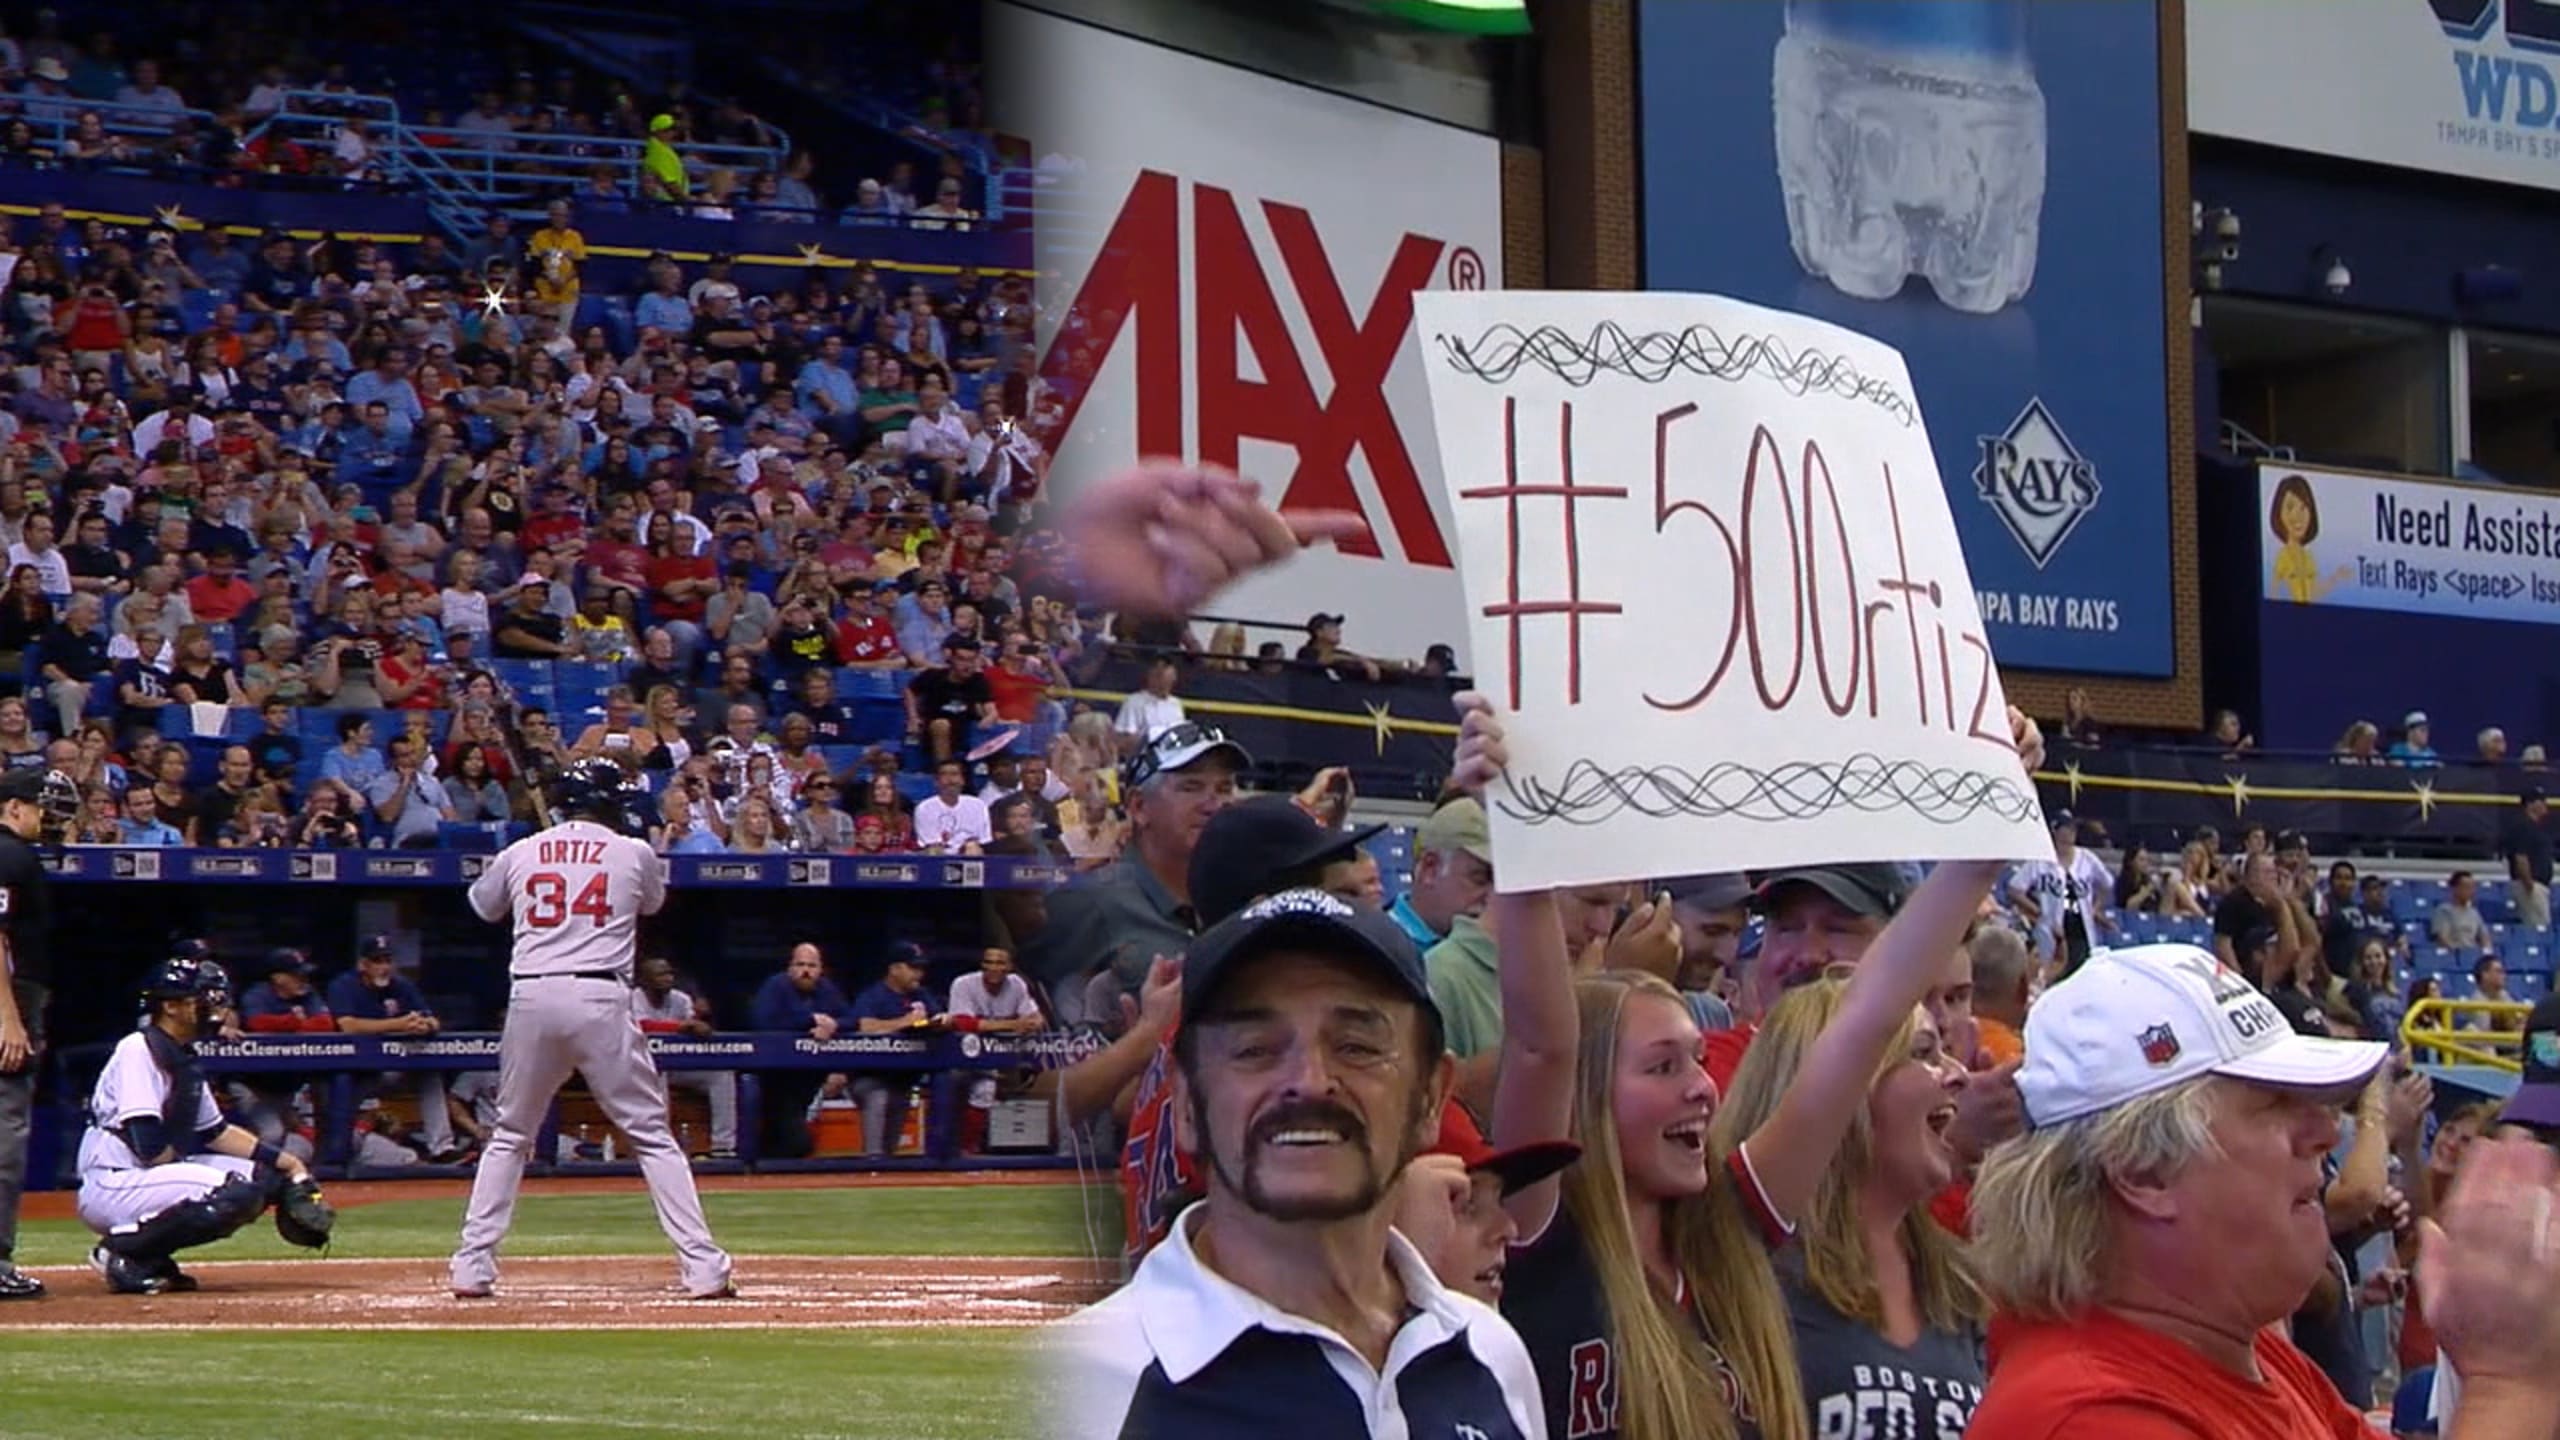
[436,821,513,852]
[556,660,622,698]
[2393,880,2450,923]
[2499,930,2550,973]
[487,659,558,706]
[156,706,263,741]
[843,671,908,703]
[895,772,937,805]
[2514,971,2553,1003]
[817,745,865,775]
[203,623,236,662]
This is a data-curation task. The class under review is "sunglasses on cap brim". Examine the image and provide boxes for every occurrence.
[1124,722,1243,791]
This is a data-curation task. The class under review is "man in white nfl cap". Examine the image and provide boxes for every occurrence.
[1965,943,2560,1440]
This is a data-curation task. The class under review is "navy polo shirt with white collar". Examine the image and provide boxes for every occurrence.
[1044,1200,1547,1439]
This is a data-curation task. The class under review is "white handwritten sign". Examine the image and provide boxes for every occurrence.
[1413,290,2052,891]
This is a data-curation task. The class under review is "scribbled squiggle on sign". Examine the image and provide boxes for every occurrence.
[1495,754,2035,827]
[1433,322,1916,427]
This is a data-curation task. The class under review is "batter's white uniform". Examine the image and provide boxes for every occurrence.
[450,819,732,1297]
[76,1031,258,1234]
[630,985,739,1154]
[946,971,1038,1109]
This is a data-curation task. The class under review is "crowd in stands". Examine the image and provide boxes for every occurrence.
[2058,685,2560,774]
[0,191,1138,861]
[0,3,993,227]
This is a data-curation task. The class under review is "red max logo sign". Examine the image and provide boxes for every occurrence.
[1036,170,1457,568]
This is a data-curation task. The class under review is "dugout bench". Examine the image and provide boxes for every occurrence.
[176,1031,1103,1178]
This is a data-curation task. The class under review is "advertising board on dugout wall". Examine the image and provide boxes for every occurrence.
[994,3,1505,667]
[1637,0,2180,678]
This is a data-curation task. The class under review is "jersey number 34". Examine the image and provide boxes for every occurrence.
[525,872,612,928]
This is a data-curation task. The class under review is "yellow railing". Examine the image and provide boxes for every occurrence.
[2401,997,2532,1072]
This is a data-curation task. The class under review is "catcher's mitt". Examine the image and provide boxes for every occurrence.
[274,1176,336,1250]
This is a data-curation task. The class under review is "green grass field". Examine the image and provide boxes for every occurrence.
[6,1181,1122,1266]
[0,1182,1117,1440]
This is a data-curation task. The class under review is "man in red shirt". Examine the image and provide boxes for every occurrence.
[831,582,902,667]
[983,637,1052,725]
[1967,943,2560,1439]
[181,549,257,624]
[521,485,588,557]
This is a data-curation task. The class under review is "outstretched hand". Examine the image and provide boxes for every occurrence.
[1059,463,1368,618]
[2418,1134,2560,1394]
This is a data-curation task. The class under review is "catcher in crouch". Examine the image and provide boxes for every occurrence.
[78,953,335,1294]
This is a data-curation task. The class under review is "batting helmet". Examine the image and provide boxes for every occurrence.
[549,757,630,818]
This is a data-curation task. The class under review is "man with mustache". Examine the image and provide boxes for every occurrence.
[1046,889,1544,1438]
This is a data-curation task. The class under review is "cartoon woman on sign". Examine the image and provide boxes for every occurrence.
[2268,473,2353,603]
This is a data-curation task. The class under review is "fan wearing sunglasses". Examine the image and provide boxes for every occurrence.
[1020,723,1252,1031]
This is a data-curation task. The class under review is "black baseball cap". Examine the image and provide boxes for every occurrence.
[1188,795,1385,928]
[1663,873,1753,912]
[1749,862,1911,919]
[2506,996,2560,1128]
[1183,890,1438,1039]
[358,933,396,960]
[266,946,313,977]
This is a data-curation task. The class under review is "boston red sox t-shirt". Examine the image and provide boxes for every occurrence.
[1500,1206,1763,1440]
[1773,1245,1984,1440]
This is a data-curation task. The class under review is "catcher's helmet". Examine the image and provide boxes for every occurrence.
[140,955,231,1015]
[0,767,80,839]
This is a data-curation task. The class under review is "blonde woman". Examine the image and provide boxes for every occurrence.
[725,792,787,854]
[2333,720,2380,764]
[1715,981,1987,1436]
[2178,839,2228,910]
[1052,710,1119,811]
[1058,773,1124,869]
[1204,621,1247,672]
[1463,692,2034,1440]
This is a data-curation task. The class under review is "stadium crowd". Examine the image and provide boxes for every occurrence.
[0,190,1119,862]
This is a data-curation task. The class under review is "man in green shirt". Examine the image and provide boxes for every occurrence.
[858,357,921,444]
[641,113,688,205]
[1425,911,1502,1060]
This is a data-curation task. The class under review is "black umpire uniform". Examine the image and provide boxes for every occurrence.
[0,766,68,1300]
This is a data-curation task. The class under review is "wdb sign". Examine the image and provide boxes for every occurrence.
[2191,0,2560,189]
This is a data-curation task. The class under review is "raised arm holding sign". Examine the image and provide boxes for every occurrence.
[1414,290,2053,890]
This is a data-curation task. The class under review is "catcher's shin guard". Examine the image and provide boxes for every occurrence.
[102,1175,266,1265]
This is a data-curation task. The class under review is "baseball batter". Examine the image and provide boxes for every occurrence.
[80,954,335,1294]
[450,759,733,1299]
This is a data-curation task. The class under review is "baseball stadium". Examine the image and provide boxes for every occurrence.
[0,1,1147,1434]
[26,2,2560,1440]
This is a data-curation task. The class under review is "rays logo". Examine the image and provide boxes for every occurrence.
[1974,398,2101,569]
